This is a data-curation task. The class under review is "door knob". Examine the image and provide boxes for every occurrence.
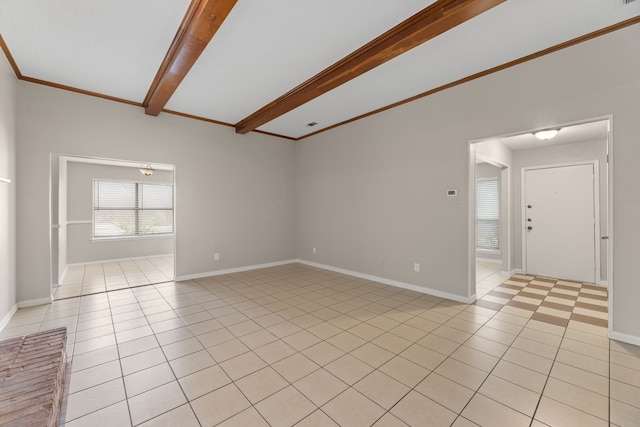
[527,218,532,222]
[527,204,532,208]
[527,226,533,231]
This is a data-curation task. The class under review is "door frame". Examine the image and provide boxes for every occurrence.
[520,160,600,283]
[467,115,613,336]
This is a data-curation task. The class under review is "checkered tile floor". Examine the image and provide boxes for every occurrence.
[476,275,608,328]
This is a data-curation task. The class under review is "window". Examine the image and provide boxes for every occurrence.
[476,177,500,250]
[93,180,173,238]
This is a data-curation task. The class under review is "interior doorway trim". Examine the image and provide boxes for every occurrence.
[467,115,613,335]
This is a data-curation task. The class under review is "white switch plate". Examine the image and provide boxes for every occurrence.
[214,253,219,261]
[414,263,420,272]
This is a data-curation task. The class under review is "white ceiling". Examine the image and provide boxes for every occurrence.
[497,119,609,152]
[1,0,638,139]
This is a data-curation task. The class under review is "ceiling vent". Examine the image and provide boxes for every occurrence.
[623,0,636,4]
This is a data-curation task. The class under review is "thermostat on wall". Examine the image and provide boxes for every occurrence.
[447,189,457,197]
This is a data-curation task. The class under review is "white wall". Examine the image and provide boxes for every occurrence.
[64,161,173,265]
[295,24,640,341]
[513,138,608,282]
[0,53,17,326]
[16,84,296,303]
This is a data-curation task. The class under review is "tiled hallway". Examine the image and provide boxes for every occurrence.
[53,256,175,300]
[2,263,638,426]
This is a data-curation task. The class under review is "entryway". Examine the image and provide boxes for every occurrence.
[523,163,598,283]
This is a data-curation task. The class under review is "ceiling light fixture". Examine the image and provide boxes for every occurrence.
[306,121,318,127]
[534,129,560,140]
[139,164,155,176]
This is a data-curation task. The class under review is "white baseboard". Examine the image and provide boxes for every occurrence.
[176,259,297,282]
[0,304,18,333]
[66,253,174,268]
[476,257,501,264]
[596,280,608,287]
[609,330,640,347]
[57,264,69,287]
[501,269,524,277]
[296,259,475,304]
[18,296,53,308]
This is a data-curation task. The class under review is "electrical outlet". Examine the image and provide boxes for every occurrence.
[312,247,316,254]
[214,253,219,261]
[414,263,420,272]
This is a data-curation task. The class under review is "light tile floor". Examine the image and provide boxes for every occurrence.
[53,256,175,300]
[2,263,639,426]
[475,261,504,298]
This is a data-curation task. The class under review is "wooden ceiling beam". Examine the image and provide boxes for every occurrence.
[235,0,505,134]
[144,0,237,116]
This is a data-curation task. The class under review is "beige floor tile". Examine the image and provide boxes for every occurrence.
[322,388,386,427]
[379,355,431,388]
[235,366,288,404]
[65,378,127,422]
[415,372,474,413]
[391,390,457,427]
[462,393,531,427]
[178,364,231,400]
[610,379,640,409]
[124,362,175,397]
[71,346,119,372]
[272,352,320,383]
[255,385,316,427]
[69,359,122,394]
[535,396,608,427]
[207,338,250,362]
[450,416,480,427]
[417,333,460,355]
[302,341,345,366]
[479,375,540,416]
[350,342,395,368]
[610,348,640,371]
[325,354,374,385]
[491,359,547,393]
[121,347,167,376]
[137,404,198,426]
[348,322,385,341]
[161,337,204,360]
[431,325,473,344]
[128,381,187,425]
[170,349,216,378]
[294,368,348,406]
[555,348,609,376]
[503,347,553,375]
[561,338,609,362]
[307,321,342,339]
[610,362,640,387]
[463,334,508,358]
[326,330,367,352]
[450,345,499,372]
[543,377,608,420]
[282,329,322,351]
[354,370,410,410]
[296,410,340,427]
[434,358,488,391]
[191,383,251,426]
[253,339,296,364]
[216,407,269,427]
[64,401,131,427]
[611,398,640,426]
[550,362,608,396]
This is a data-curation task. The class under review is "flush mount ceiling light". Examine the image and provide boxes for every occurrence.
[534,129,560,140]
[139,164,155,176]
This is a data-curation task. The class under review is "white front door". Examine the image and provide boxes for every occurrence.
[524,164,596,283]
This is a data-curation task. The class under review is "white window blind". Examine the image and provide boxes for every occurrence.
[93,180,173,238]
[476,178,500,250]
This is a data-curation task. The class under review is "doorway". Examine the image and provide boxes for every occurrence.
[50,154,176,299]
[468,117,611,301]
[523,162,598,283]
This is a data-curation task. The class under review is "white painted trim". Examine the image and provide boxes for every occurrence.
[609,331,640,347]
[176,260,298,282]
[65,253,175,268]
[521,160,601,283]
[18,296,53,308]
[501,268,524,277]
[476,257,501,264]
[595,280,608,287]
[0,177,10,183]
[296,260,476,304]
[58,264,69,286]
[67,220,92,225]
[0,305,18,333]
